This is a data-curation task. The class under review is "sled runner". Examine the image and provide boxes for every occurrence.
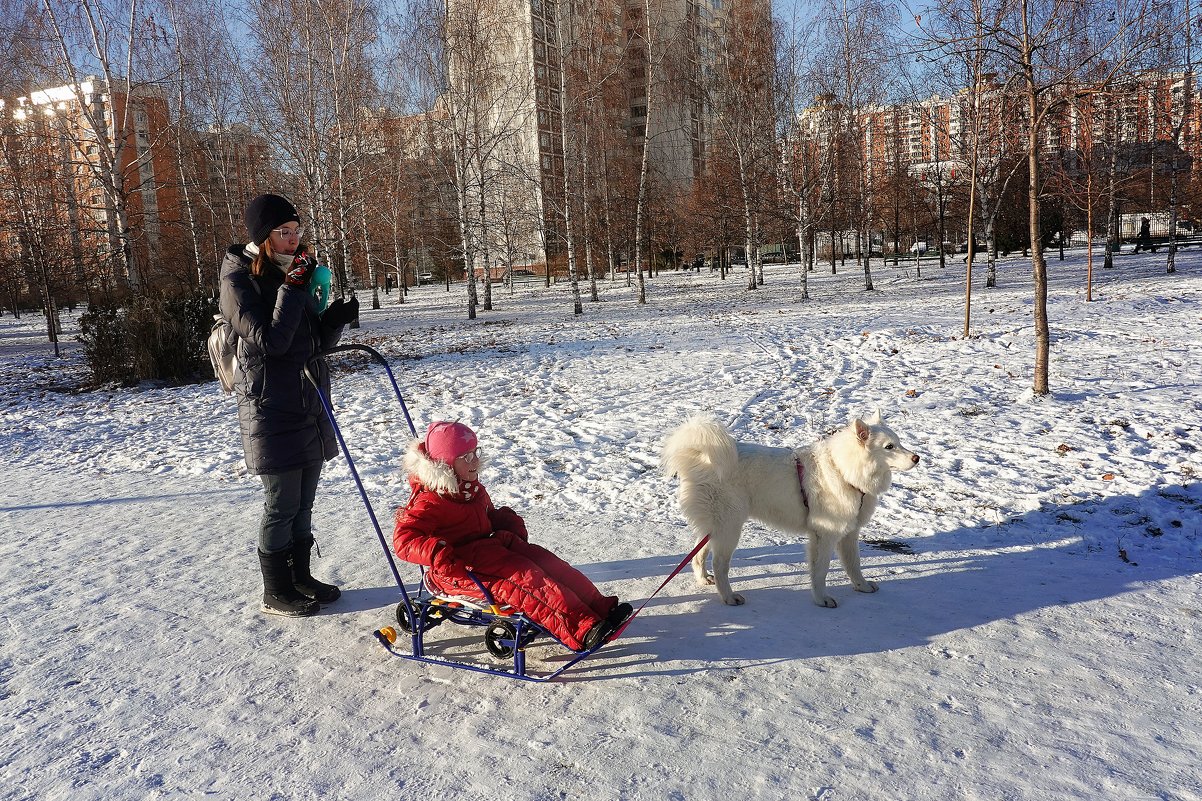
[305,344,624,681]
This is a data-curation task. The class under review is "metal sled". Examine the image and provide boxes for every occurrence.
[304,344,606,681]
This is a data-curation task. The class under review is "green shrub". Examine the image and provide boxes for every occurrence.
[78,304,135,386]
[78,294,217,386]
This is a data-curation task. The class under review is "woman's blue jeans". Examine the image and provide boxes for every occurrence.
[258,465,322,554]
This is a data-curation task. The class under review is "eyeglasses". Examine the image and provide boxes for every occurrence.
[272,226,304,239]
[455,448,481,463]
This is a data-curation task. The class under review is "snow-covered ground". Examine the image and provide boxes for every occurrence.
[2,248,1200,800]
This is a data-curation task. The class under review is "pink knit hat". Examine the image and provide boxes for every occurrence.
[423,421,477,464]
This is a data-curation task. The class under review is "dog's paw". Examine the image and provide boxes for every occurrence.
[721,593,746,606]
[814,596,838,608]
[702,573,716,586]
[853,581,879,594]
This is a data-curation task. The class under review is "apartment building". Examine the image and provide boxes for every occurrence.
[862,70,1200,190]
[1,78,183,290]
[442,0,733,270]
[192,122,273,256]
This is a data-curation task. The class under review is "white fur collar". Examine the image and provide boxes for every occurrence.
[402,438,487,497]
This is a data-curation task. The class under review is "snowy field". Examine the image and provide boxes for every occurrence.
[2,248,1200,800]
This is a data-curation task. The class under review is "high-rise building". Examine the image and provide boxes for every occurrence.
[1,77,178,290]
[192,122,273,255]
[442,0,734,270]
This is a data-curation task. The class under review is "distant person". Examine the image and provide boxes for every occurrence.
[393,421,632,651]
[1135,217,1153,253]
[219,193,360,617]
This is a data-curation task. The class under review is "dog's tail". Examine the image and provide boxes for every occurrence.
[661,415,739,485]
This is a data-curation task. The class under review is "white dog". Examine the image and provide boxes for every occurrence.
[661,412,919,608]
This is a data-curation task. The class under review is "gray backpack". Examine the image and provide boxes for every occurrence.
[207,316,239,393]
[207,277,259,394]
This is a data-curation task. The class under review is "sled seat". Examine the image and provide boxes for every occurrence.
[421,572,515,617]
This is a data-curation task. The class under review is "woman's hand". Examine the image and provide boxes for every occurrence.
[285,252,317,287]
[321,296,359,328]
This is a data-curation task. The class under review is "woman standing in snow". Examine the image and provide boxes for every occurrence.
[219,193,359,617]
[394,421,632,651]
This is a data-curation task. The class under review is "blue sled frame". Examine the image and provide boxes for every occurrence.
[304,344,609,681]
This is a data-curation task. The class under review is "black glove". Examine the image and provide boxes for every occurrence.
[284,251,317,287]
[322,295,359,328]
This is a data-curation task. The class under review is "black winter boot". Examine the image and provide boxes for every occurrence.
[258,549,319,617]
[291,536,341,604]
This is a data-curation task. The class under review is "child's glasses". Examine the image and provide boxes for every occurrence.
[456,448,481,463]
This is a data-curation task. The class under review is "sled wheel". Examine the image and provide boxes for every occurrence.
[394,600,417,634]
[484,619,519,659]
[395,600,443,634]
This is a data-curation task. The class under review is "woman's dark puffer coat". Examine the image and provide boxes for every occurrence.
[218,245,341,475]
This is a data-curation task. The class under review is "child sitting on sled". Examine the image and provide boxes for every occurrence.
[393,421,632,652]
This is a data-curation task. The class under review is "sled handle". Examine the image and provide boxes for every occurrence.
[303,344,416,601]
[316,343,417,437]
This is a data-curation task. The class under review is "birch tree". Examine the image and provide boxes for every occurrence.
[1159,0,1195,274]
[776,3,823,299]
[813,0,900,292]
[410,0,537,319]
[38,0,165,293]
[703,0,779,291]
[243,0,378,304]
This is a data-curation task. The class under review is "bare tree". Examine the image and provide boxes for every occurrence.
[776,3,824,300]
[37,0,169,293]
[629,0,657,305]
[922,0,1151,394]
[1014,0,1148,394]
[921,0,1014,331]
[157,0,222,290]
[409,0,539,319]
[701,0,778,291]
[242,0,378,308]
[813,0,901,292]
[1161,0,1195,274]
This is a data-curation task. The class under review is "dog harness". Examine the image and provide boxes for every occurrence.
[794,458,811,509]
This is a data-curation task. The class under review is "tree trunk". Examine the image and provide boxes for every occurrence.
[1022,2,1050,396]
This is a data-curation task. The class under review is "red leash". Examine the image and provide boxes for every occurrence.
[611,535,710,639]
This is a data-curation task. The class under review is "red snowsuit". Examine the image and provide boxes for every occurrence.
[392,474,616,651]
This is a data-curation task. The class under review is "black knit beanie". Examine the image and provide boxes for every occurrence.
[243,194,300,246]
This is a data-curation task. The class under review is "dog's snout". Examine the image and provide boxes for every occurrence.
[911,454,920,464]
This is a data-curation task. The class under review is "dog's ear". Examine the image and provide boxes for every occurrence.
[866,409,882,426]
[854,418,871,444]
